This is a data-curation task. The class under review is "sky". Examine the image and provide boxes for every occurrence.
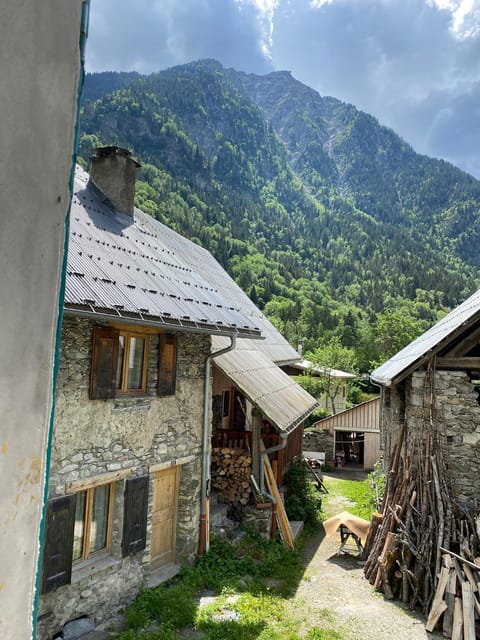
[86,0,480,178]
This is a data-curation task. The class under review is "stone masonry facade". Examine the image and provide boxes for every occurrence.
[382,368,480,505]
[37,316,210,639]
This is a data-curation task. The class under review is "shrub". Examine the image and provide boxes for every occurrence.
[284,459,322,529]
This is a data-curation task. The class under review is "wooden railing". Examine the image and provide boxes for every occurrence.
[212,429,252,450]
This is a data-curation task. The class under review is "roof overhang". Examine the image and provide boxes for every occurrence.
[371,290,480,387]
[64,304,263,338]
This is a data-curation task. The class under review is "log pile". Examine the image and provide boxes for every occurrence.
[211,447,252,505]
[363,416,480,637]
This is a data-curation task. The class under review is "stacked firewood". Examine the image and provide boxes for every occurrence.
[210,447,252,505]
[363,420,480,638]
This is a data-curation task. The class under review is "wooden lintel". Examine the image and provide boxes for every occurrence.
[66,467,134,493]
[436,357,480,370]
[149,455,194,474]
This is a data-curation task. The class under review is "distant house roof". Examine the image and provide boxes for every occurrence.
[212,341,319,434]
[286,359,356,379]
[313,397,380,433]
[65,166,262,337]
[371,289,480,387]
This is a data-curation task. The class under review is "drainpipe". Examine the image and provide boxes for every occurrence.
[259,432,288,493]
[198,335,237,556]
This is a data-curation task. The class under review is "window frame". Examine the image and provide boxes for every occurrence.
[116,329,149,396]
[72,482,115,564]
[90,324,178,400]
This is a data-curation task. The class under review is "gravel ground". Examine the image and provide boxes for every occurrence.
[286,469,443,640]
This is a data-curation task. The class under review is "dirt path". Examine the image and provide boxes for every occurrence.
[287,470,442,640]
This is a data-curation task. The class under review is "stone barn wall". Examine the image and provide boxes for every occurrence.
[384,369,480,505]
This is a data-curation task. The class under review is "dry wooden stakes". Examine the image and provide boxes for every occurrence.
[363,366,480,637]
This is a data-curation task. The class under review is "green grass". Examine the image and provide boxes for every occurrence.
[115,532,344,640]
[322,476,377,521]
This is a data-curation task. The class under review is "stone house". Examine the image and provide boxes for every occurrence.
[371,289,480,504]
[37,147,267,639]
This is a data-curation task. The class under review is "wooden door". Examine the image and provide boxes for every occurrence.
[151,467,179,570]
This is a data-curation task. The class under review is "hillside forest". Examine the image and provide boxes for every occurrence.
[78,60,480,397]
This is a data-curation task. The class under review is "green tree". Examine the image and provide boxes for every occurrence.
[374,307,427,361]
[305,337,357,414]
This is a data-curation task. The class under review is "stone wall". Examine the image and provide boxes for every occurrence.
[384,370,480,505]
[38,316,210,639]
[303,428,334,462]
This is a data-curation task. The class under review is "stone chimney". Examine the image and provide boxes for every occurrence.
[89,146,141,217]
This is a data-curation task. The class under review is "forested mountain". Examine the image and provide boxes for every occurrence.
[78,60,480,371]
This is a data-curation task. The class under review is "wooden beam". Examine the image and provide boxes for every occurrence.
[462,581,476,640]
[67,467,133,492]
[150,455,194,473]
[261,442,294,549]
[451,597,463,640]
[436,357,480,370]
[445,324,480,357]
[425,566,449,631]
[441,547,480,573]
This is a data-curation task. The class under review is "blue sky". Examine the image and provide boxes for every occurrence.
[86,0,480,178]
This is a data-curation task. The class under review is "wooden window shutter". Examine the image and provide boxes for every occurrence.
[122,475,149,557]
[90,326,119,399]
[41,494,76,594]
[158,334,177,396]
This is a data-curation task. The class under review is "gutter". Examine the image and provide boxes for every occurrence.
[63,307,262,339]
[198,336,237,556]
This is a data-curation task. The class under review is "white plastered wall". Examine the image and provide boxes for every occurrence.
[0,2,84,637]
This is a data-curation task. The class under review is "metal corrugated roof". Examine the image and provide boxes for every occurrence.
[66,166,261,337]
[371,289,480,387]
[213,347,319,433]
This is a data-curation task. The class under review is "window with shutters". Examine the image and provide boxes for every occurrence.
[41,475,149,594]
[73,483,114,562]
[90,326,177,400]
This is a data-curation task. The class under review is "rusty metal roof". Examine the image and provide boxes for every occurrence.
[371,289,480,387]
[212,344,319,433]
[66,166,262,337]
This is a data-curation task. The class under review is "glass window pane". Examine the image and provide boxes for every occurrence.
[88,485,110,554]
[127,337,145,389]
[116,335,125,389]
[73,492,86,561]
